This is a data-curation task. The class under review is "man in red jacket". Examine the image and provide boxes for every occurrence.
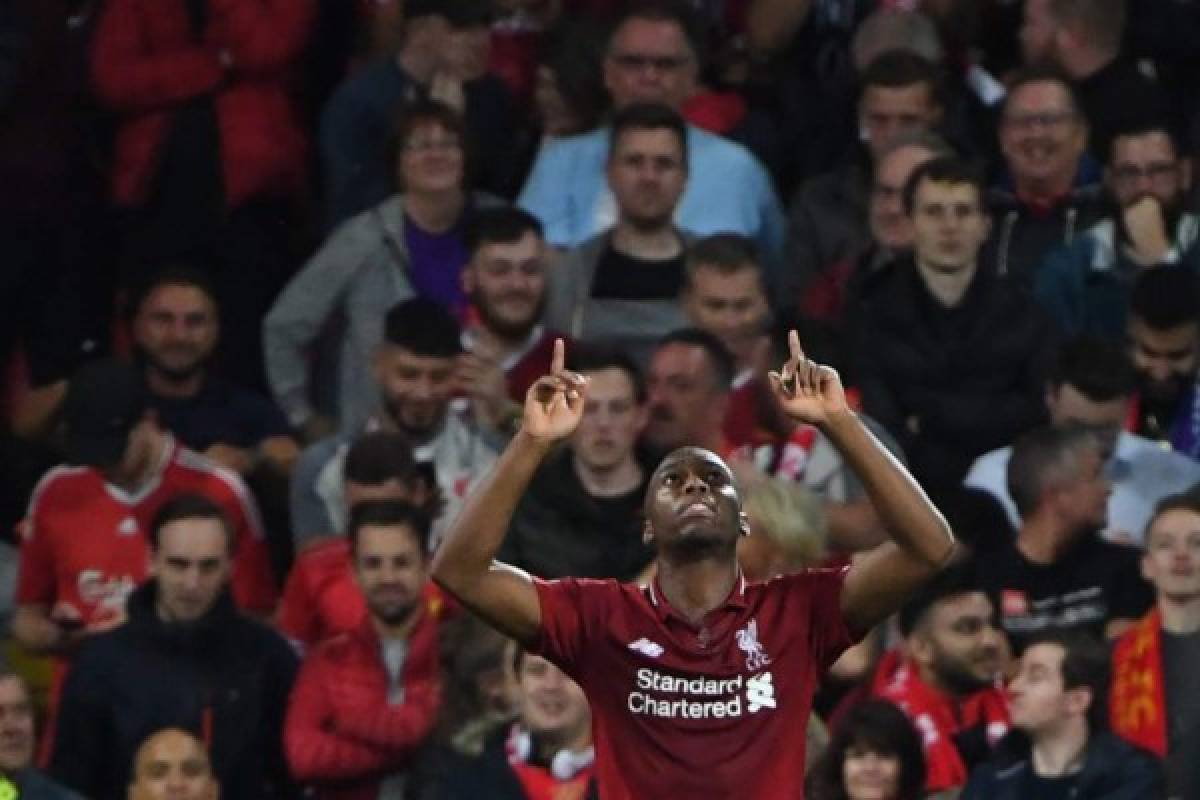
[90,0,314,390]
[284,500,451,798]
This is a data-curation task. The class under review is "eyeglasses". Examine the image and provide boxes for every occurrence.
[403,137,461,153]
[609,52,691,72]
[1001,110,1078,131]
[1111,162,1178,184]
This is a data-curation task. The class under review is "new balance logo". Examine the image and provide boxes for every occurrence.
[746,672,776,713]
[627,638,665,658]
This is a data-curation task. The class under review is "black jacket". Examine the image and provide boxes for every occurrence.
[50,581,299,800]
[853,257,1054,492]
[961,730,1164,800]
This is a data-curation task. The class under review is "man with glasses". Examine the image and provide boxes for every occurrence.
[518,3,785,282]
[966,337,1200,546]
[1034,121,1199,339]
[980,69,1107,286]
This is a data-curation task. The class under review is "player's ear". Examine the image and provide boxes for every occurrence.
[738,511,751,538]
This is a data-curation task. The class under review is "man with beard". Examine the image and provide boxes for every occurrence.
[430,334,956,798]
[545,103,692,360]
[457,207,561,438]
[131,268,299,477]
[1126,266,1200,461]
[873,566,1011,796]
[1035,122,1199,339]
[969,424,1152,654]
[50,494,298,799]
[500,347,653,581]
[290,298,499,549]
[285,500,447,798]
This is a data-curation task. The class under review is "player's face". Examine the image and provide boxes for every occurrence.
[910,180,990,276]
[134,285,219,381]
[0,677,34,773]
[353,524,427,627]
[682,266,770,368]
[607,128,687,231]
[374,346,458,441]
[571,368,646,473]
[518,653,590,743]
[645,448,745,554]
[128,729,218,800]
[151,518,232,623]
[915,593,1006,692]
[842,745,901,800]
[1142,509,1200,601]
[463,232,547,340]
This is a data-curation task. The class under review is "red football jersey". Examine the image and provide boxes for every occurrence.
[18,437,277,624]
[277,538,366,648]
[531,569,856,799]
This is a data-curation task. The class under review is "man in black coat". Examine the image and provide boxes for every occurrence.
[49,493,298,800]
[854,156,1054,494]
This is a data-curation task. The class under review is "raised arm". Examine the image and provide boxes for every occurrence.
[768,331,955,633]
[431,340,587,645]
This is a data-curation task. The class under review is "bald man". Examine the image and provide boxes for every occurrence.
[128,730,218,800]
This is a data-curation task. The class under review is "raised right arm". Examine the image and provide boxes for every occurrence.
[431,340,586,646]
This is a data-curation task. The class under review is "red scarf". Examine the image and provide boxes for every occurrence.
[1110,609,1168,757]
[872,650,1011,792]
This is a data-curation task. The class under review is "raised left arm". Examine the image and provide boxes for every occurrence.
[768,331,955,634]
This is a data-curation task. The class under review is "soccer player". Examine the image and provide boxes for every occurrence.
[432,335,956,797]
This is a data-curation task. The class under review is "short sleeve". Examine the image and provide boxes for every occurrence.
[798,566,857,673]
[529,577,613,676]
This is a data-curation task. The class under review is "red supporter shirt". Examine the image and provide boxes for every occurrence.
[18,437,277,623]
[278,538,365,648]
[531,568,857,799]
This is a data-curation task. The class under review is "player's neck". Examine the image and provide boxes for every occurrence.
[656,559,739,626]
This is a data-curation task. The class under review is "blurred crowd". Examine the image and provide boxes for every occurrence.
[2,0,1200,797]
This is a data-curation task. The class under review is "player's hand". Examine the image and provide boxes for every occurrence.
[521,339,586,445]
[767,330,848,425]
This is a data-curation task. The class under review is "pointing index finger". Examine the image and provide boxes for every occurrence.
[552,338,565,375]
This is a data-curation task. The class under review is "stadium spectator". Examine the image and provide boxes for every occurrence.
[319,0,517,226]
[50,494,298,800]
[962,631,1163,799]
[1126,267,1200,460]
[0,671,80,799]
[500,347,653,580]
[970,425,1152,652]
[808,699,927,800]
[127,729,218,800]
[288,299,499,548]
[545,103,691,358]
[1110,494,1200,800]
[91,0,313,392]
[966,338,1200,545]
[980,70,1106,286]
[642,328,735,458]
[786,50,944,310]
[854,158,1053,492]
[285,501,449,798]
[518,3,785,271]
[872,566,1011,795]
[278,431,435,649]
[1035,121,1199,339]
[266,102,503,438]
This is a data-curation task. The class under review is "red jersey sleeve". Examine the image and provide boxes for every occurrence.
[796,566,857,673]
[210,468,278,613]
[530,577,615,677]
[15,472,64,607]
